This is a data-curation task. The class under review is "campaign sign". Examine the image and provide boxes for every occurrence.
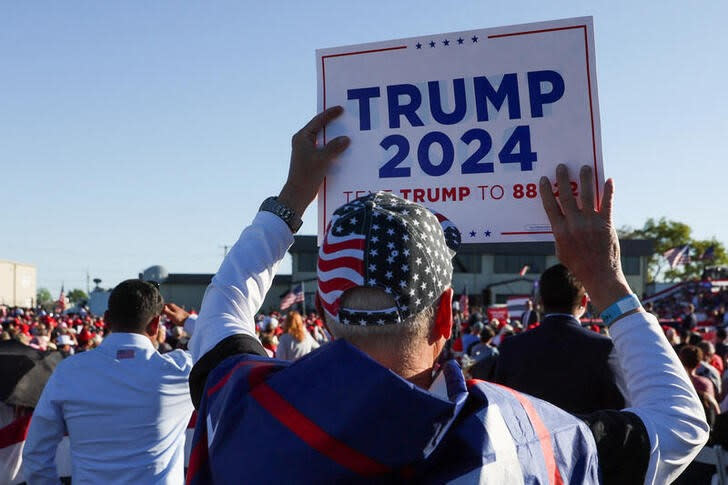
[316,17,603,244]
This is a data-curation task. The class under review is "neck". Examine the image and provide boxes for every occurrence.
[356,343,437,389]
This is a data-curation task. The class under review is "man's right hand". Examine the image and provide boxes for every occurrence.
[540,164,632,313]
[277,106,350,219]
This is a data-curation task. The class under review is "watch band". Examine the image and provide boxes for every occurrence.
[259,196,303,233]
[600,294,642,327]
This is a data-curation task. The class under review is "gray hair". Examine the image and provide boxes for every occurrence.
[324,287,436,357]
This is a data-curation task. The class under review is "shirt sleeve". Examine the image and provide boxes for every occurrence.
[276,335,290,361]
[23,370,66,485]
[184,314,198,336]
[188,211,294,363]
[605,311,709,484]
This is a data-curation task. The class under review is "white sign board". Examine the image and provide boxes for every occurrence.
[316,17,603,244]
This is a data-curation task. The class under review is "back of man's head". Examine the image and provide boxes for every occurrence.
[480,326,495,343]
[318,192,460,367]
[325,287,437,359]
[697,341,714,360]
[107,280,164,333]
[718,327,727,342]
[679,345,703,371]
[538,264,586,315]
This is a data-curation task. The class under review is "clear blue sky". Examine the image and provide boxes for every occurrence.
[2,1,726,295]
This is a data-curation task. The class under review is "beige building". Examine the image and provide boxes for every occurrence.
[138,266,294,315]
[131,237,653,317]
[0,260,37,307]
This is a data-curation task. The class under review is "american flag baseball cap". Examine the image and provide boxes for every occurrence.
[317,191,461,326]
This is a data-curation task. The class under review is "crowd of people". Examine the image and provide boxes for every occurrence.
[0,306,191,356]
[648,281,728,327]
[4,282,726,365]
[0,108,715,483]
[3,275,726,482]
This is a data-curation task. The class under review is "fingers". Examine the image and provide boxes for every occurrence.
[599,178,615,221]
[320,135,350,161]
[556,164,578,214]
[540,176,563,228]
[301,106,344,139]
[162,303,179,316]
[579,165,595,211]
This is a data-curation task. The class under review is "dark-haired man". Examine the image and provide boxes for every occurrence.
[495,264,626,413]
[23,280,197,484]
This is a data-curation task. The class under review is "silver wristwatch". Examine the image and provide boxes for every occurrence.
[259,196,303,233]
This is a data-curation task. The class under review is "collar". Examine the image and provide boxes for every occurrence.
[99,332,156,351]
[542,313,581,325]
[422,359,469,456]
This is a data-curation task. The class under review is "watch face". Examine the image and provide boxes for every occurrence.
[278,207,292,220]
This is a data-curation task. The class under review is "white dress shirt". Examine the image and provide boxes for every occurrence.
[23,332,194,485]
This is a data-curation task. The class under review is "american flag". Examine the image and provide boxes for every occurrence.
[664,245,690,269]
[280,284,305,311]
[700,245,715,261]
[57,284,66,311]
[317,229,366,318]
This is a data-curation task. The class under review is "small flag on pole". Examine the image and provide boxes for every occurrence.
[459,286,469,319]
[57,284,67,312]
[280,284,304,311]
[700,246,715,261]
[663,245,690,269]
[519,265,530,277]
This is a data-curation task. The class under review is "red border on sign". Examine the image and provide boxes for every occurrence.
[320,24,599,239]
[320,45,407,233]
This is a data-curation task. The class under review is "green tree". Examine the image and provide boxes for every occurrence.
[67,288,88,305]
[621,218,728,282]
[621,218,692,281]
[675,239,728,281]
[36,288,53,309]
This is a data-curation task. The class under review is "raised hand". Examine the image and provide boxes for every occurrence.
[163,303,190,326]
[540,164,632,312]
[277,106,350,218]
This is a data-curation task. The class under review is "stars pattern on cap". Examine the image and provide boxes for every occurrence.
[324,191,458,326]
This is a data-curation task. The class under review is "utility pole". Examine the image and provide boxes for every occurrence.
[219,245,229,259]
[86,269,90,294]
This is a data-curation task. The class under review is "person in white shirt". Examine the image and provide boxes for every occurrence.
[23,280,196,485]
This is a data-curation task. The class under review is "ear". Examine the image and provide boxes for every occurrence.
[316,293,336,341]
[146,315,161,337]
[580,294,589,308]
[434,288,454,340]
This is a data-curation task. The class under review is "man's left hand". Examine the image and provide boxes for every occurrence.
[163,303,190,326]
